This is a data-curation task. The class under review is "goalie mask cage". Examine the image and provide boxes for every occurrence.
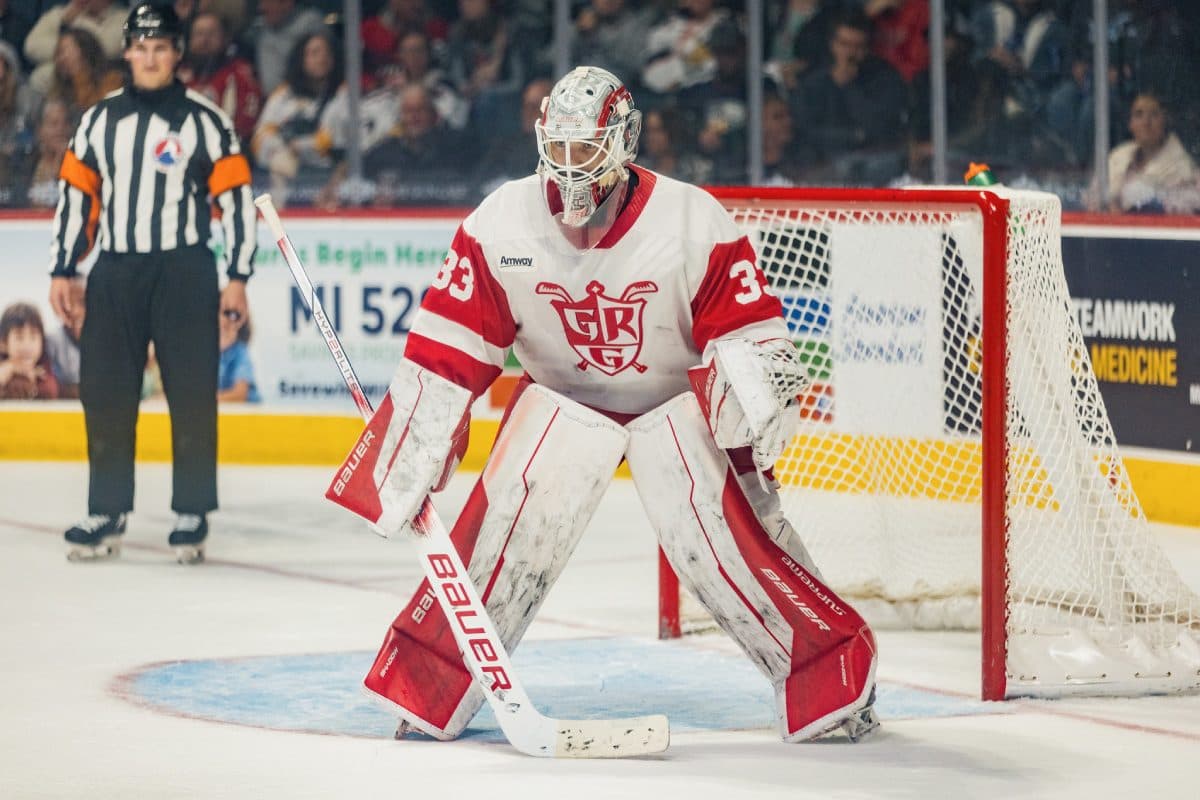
[659,186,1200,701]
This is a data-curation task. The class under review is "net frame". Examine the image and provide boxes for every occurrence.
[657,186,1200,701]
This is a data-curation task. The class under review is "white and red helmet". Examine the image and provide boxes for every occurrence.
[535,66,642,229]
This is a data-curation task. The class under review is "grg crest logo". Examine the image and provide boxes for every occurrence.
[537,279,658,375]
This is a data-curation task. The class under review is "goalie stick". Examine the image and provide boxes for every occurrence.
[254,194,669,759]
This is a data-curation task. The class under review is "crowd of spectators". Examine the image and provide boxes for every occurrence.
[2,0,1200,212]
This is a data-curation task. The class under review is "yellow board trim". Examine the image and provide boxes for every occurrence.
[0,408,1193,526]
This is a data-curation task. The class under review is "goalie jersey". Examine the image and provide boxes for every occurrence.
[406,165,789,415]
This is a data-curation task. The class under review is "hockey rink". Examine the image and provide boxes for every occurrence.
[2,461,1198,799]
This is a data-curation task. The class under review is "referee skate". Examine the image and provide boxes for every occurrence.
[64,513,127,561]
[169,514,208,564]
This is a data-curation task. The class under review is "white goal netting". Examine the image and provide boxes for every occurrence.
[679,187,1200,697]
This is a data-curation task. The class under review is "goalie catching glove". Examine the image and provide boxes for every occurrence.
[327,359,473,536]
[688,338,811,473]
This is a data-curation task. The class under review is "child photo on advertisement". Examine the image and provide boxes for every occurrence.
[44,278,85,399]
[0,301,59,400]
[218,308,260,403]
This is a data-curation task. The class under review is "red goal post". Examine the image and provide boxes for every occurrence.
[658,186,1200,702]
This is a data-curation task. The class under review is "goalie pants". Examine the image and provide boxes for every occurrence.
[79,247,220,516]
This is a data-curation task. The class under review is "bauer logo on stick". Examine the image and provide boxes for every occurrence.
[537,280,657,375]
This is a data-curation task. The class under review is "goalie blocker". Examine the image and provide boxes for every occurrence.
[327,360,473,535]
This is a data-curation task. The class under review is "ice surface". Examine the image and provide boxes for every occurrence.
[1,462,1197,799]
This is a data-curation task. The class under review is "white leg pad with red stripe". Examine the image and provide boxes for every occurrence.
[363,382,629,739]
[626,392,878,741]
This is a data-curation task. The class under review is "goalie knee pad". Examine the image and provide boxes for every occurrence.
[364,381,629,739]
[626,392,877,741]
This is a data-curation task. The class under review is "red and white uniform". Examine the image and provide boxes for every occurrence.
[405,164,787,412]
[353,163,876,744]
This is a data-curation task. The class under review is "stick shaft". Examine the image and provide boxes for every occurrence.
[254,195,372,420]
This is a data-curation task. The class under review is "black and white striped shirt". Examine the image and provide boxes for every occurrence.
[50,80,257,280]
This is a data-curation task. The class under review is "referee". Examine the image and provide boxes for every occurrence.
[49,2,257,563]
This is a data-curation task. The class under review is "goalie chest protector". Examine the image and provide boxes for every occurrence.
[408,165,789,416]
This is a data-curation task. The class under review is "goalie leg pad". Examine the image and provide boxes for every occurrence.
[626,392,877,742]
[364,380,630,739]
[327,359,474,534]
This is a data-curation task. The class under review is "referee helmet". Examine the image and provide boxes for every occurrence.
[124,2,185,53]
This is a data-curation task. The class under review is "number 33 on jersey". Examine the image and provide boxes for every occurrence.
[404,165,789,416]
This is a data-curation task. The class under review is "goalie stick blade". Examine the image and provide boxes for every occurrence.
[552,714,670,758]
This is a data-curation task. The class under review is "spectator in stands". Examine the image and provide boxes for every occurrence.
[1114,1,1200,151]
[793,11,908,184]
[636,105,712,185]
[570,0,652,93]
[0,40,35,205]
[377,30,468,130]
[25,0,127,97]
[908,12,1004,180]
[765,0,839,92]
[472,75,550,196]
[1093,91,1200,215]
[970,0,1066,119]
[0,0,39,73]
[1044,19,1107,167]
[0,301,59,400]
[677,18,782,184]
[362,0,449,78]
[1049,0,1200,168]
[252,30,342,205]
[44,278,85,399]
[364,83,472,206]
[311,79,408,209]
[21,98,73,207]
[506,0,556,83]
[174,0,250,41]
[315,82,401,167]
[642,0,731,95]
[311,31,467,208]
[864,0,929,84]
[178,11,262,146]
[445,0,524,135]
[44,28,123,121]
[247,0,325,95]
[217,308,259,403]
[762,92,806,185]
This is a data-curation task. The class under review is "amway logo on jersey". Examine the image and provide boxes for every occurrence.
[536,279,658,376]
[498,255,536,271]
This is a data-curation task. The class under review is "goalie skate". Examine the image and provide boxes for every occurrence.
[65,513,127,562]
[806,689,880,743]
[169,514,208,564]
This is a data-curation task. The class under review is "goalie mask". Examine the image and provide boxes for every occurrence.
[535,66,642,243]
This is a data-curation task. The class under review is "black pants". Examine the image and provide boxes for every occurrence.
[79,246,219,516]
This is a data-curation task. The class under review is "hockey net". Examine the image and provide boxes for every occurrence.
[660,186,1200,699]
